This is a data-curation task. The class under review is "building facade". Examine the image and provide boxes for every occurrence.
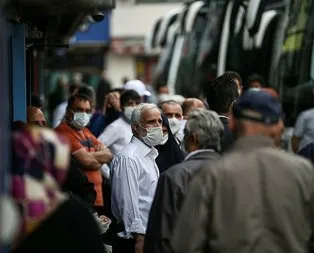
[108,0,180,86]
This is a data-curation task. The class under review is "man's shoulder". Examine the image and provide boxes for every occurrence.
[299,108,314,119]
[223,146,314,174]
[108,117,129,129]
[114,141,137,158]
[162,159,200,182]
[55,102,67,111]
[262,147,314,168]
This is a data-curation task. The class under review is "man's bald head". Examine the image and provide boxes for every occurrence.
[182,98,205,119]
[27,107,47,127]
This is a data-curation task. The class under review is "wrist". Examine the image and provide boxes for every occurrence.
[132,233,145,240]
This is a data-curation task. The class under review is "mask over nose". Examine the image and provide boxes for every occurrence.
[140,126,163,146]
[124,106,135,122]
[168,118,182,135]
[71,112,91,129]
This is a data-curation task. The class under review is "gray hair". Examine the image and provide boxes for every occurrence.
[131,103,160,126]
[185,109,224,150]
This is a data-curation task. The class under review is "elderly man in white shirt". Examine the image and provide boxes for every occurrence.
[98,90,141,155]
[111,103,163,253]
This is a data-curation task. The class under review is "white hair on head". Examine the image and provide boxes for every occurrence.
[131,103,160,126]
[185,109,224,150]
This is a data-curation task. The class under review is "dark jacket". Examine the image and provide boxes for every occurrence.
[171,136,314,253]
[156,115,185,173]
[62,158,96,210]
[219,116,234,152]
[144,150,220,253]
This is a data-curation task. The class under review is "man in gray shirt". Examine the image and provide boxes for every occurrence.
[171,90,314,253]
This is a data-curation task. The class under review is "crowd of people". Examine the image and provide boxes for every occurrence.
[7,71,314,253]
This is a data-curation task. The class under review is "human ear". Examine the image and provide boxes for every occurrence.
[229,114,236,133]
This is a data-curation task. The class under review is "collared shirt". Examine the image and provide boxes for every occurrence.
[53,102,67,128]
[219,115,229,120]
[111,136,159,238]
[184,149,215,161]
[98,116,132,155]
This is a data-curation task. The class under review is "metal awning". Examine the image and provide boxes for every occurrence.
[4,0,115,43]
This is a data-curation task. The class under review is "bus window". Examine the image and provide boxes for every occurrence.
[274,0,314,126]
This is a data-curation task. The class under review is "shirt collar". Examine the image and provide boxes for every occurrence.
[131,136,159,159]
[219,115,229,120]
[184,149,216,161]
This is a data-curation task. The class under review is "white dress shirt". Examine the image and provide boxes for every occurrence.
[111,136,159,238]
[98,117,133,155]
[53,102,67,127]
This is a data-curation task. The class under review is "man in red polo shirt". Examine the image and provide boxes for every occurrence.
[55,90,113,212]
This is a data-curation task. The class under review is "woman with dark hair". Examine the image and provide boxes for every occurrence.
[155,115,185,173]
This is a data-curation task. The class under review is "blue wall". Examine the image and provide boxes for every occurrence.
[11,24,27,121]
[70,12,110,45]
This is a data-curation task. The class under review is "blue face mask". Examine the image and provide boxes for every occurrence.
[72,112,91,129]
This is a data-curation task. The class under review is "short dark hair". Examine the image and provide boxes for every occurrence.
[75,86,95,107]
[31,93,44,108]
[67,93,93,111]
[224,71,242,86]
[69,84,81,95]
[158,100,180,110]
[206,74,239,114]
[120,90,141,106]
[247,74,266,87]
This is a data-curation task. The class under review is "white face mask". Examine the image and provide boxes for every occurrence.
[124,106,135,122]
[72,112,91,129]
[159,134,169,145]
[168,118,182,135]
[141,126,163,147]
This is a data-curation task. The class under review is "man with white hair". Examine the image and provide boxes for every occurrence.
[144,109,223,253]
[111,103,163,253]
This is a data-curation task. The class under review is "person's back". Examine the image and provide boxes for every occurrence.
[171,90,314,253]
[206,140,314,253]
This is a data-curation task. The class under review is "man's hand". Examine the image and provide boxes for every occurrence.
[103,92,121,114]
[133,234,145,253]
[95,144,108,152]
[91,144,113,164]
